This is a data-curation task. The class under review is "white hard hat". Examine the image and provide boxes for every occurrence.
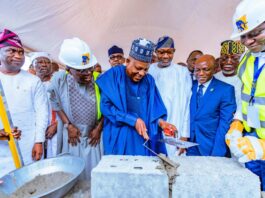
[231,0,265,39]
[58,37,97,70]
[29,52,51,63]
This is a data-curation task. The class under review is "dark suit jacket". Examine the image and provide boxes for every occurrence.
[189,77,236,156]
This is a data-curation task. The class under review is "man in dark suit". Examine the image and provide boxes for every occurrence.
[187,54,236,157]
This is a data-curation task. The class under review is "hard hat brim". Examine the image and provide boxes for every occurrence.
[231,23,261,40]
[59,54,97,70]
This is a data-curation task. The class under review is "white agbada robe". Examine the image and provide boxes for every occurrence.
[214,71,243,121]
[43,81,57,158]
[0,70,48,177]
[149,63,192,158]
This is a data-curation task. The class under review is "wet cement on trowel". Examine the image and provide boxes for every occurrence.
[10,172,73,198]
[156,154,179,198]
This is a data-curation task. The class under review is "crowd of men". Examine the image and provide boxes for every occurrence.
[1,0,265,191]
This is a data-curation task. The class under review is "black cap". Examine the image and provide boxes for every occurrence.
[108,45,124,57]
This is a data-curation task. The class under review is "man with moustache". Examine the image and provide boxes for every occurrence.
[225,0,265,190]
[187,55,236,156]
[149,36,192,157]
[48,38,103,179]
[96,38,176,156]
[31,52,58,158]
[108,45,125,67]
[215,40,245,121]
[0,29,48,177]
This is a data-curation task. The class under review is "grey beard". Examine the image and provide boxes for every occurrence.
[157,61,171,68]
[222,70,236,76]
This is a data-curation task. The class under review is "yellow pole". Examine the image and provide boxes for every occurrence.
[0,82,23,168]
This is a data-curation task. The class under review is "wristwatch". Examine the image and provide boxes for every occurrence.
[64,122,71,128]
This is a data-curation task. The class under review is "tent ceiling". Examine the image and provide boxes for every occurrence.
[0,0,241,69]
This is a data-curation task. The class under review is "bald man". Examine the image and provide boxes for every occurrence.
[187,55,236,157]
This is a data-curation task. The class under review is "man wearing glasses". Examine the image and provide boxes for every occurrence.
[149,36,192,157]
[108,45,125,67]
[226,0,265,191]
[215,40,245,121]
[48,38,103,179]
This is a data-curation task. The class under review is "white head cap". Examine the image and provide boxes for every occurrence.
[29,52,51,63]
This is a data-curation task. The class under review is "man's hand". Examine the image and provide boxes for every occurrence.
[230,136,265,163]
[0,129,8,138]
[159,119,177,137]
[67,124,81,146]
[89,127,102,147]
[178,137,188,156]
[12,127,21,139]
[135,118,149,140]
[46,122,57,139]
[225,120,243,147]
[0,127,21,140]
[32,143,43,161]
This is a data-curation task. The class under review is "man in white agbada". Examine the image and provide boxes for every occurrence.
[214,40,245,120]
[31,52,58,158]
[48,38,103,179]
[0,29,48,177]
[149,36,192,157]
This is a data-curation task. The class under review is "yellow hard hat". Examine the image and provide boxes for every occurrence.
[231,0,265,39]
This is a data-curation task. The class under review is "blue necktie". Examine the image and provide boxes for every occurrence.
[197,84,204,108]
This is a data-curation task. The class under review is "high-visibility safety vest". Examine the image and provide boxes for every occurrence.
[238,51,265,139]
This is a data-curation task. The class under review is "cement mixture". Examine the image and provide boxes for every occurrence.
[64,179,91,198]
[156,154,179,198]
[10,172,73,198]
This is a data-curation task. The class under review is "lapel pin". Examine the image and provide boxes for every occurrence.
[210,88,214,92]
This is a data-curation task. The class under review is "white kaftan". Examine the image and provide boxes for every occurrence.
[149,63,192,158]
[0,70,48,177]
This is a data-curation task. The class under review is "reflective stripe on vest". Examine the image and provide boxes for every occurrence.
[241,92,265,105]
[238,51,265,139]
[93,71,102,120]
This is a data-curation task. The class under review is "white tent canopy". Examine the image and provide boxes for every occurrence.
[0,0,241,69]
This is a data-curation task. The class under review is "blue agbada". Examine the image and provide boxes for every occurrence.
[96,65,167,156]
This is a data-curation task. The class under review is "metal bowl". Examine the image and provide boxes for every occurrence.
[0,155,85,198]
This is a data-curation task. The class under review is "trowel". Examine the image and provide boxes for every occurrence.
[143,140,179,168]
[159,137,199,149]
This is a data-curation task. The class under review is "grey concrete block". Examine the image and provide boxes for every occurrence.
[91,155,169,198]
[172,157,260,198]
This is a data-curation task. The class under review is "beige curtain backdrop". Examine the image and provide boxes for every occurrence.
[0,0,241,69]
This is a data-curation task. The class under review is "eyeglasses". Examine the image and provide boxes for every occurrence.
[109,55,124,60]
[156,49,175,55]
[72,67,94,73]
[240,28,265,41]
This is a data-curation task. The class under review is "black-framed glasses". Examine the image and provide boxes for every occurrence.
[156,49,175,55]
[241,28,265,41]
[109,55,124,60]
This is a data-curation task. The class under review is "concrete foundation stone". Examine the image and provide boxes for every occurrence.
[91,155,169,198]
[172,156,260,198]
